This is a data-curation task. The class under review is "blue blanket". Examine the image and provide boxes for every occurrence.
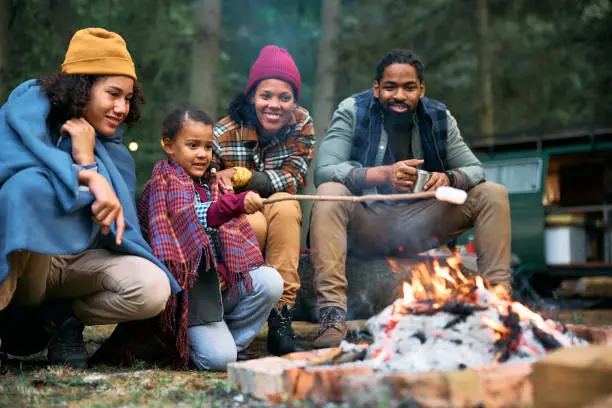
[0,79,180,294]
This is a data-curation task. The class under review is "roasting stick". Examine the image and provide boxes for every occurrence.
[262,186,468,205]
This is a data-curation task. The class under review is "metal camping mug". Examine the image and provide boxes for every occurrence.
[412,170,432,193]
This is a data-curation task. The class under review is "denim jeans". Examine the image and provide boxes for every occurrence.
[246,192,302,308]
[188,265,282,371]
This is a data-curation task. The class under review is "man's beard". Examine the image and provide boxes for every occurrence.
[382,103,415,133]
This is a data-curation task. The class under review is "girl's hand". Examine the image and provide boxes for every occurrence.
[215,168,237,194]
[243,191,264,214]
[61,118,96,165]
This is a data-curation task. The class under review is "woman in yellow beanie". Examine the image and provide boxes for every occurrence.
[0,28,179,369]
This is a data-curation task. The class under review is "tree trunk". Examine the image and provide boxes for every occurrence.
[49,0,73,48]
[477,0,494,141]
[300,0,341,247]
[0,0,11,102]
[189,0,221,119]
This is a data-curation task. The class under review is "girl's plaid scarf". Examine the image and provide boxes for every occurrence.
[138,159,263,365]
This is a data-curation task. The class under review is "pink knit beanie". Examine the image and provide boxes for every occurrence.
[245,45,301,99]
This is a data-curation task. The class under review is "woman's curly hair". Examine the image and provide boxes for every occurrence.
[38,72,144,130]
[227,89,258,125]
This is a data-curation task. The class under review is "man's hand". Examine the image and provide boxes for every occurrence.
[389,159,424,192]
[215,168,237,195]
[78,170,125,245]
[61,118,96,165]
[243,191,264,214]
[424,172,451,191]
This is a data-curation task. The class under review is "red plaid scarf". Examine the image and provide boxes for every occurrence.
[138,159,263,365]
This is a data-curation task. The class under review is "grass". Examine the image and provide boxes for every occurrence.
[1,313,610,407]
[0,325,259,408]
[0,324,341,407]
[0,358,234,407]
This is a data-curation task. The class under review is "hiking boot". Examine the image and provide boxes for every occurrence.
[267,305,304,356]
[313,306,347,349]
[237,349,249,361]
[0,339,6,375]
[45,300,87,369]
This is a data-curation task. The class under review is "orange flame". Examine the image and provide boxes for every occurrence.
[371,256,564,362]
[397,256,473,304]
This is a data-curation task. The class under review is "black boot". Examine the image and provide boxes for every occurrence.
[0,339,6,375]
[267,305,304,356]
[45,300,87,369]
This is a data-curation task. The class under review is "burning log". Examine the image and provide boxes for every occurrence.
[492,307,522,363]
[532,325,563,351]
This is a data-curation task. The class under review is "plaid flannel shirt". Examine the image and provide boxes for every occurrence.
[193,183,222,262]
[212,106,316,195]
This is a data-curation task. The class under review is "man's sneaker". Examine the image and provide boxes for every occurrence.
[45,300,87,369]
[267,305,304,356]
[313,306,347,349]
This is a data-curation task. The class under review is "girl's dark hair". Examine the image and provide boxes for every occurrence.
[161,108,214,140]
[38,72,144,130]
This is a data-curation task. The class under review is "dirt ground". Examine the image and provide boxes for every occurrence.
[1,312,611,407]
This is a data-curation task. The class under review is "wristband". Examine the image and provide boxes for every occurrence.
[445,170,455,187]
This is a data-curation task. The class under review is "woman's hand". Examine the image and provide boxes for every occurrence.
[243,191,264,214]
[215,168,237,194]
[61,118,96,165]
[78,170,125,245]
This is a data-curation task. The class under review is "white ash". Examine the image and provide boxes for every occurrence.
[356,297,588,374]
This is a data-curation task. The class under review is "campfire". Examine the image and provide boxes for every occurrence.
[229,255,612,406]
[350,256,587,374]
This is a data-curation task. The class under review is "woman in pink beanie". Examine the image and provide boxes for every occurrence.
[212,45,315,356]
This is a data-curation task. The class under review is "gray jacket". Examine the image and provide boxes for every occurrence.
[314,97,485,191]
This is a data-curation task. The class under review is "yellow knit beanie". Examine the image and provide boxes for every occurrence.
[61,28,137,80]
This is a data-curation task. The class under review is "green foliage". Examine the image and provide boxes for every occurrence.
[2,0,611,189]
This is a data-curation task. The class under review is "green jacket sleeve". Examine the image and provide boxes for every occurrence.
[445,110,485,189]
[314,97,363,187]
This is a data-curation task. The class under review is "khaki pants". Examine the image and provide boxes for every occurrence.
[0,249,171,325]
[310,181,511,311]
[247,192,302,307]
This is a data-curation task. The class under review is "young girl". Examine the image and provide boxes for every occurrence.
[137,108,283,371]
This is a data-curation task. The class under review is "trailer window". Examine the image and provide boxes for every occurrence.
[483,158,542,194]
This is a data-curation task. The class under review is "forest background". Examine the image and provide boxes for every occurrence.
[1,0,611,194]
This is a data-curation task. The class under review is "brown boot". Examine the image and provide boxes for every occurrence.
[313,306,347,349]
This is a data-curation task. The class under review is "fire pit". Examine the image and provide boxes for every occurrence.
[229,257,612,407]
[363,257,585,373]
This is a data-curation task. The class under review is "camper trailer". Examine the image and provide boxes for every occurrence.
[467,127,612,294]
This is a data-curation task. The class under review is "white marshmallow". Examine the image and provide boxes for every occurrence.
[435,186,467,205]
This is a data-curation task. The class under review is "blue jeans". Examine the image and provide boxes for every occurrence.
[188,265,282,371]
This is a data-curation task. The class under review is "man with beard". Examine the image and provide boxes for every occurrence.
[310,49,511,348]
